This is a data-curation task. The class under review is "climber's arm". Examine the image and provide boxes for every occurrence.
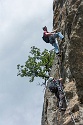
[59,78,63,82]
[51,28,60,33]
[45,32,54,36]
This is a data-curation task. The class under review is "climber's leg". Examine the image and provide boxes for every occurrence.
[53,32,64,40]
[59,93,66,111]
[52,39,59,54]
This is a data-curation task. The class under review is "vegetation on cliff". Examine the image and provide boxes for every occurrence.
[17,46,55,83]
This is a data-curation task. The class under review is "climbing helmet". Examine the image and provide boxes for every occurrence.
[48,77,54,82]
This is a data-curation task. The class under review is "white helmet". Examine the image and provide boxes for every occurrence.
[48,77,54,82]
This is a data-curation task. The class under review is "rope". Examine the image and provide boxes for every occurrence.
[52,1,76,124]
[64,92,76,125]
[55,84,76,125]
[56,55,61,79]
[58,10,62,29]
[62,1,76,124]
[56,108,63,125]
[65,0,70,15]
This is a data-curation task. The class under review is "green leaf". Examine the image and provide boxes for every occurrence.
[17,46,55,83]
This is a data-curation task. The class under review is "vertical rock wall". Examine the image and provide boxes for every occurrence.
[41,0,83,125]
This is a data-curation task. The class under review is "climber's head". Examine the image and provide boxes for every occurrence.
[42,26,47,31]
[48,77,54,82]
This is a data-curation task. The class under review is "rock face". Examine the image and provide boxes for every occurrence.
[41,0,83,125]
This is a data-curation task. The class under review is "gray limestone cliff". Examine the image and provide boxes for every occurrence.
[41,0,83,125]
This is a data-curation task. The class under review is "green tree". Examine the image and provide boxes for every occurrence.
[17,46,55,84]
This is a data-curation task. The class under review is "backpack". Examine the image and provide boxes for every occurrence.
[42,34,49,43]
[48,81,58,93]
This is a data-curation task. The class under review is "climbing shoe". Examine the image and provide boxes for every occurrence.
[58,53,61,56]
[56,53,61,57]
[57,61,60,65]
[62,38,65,42]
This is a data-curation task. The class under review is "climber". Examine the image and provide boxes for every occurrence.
[42,26,64,56]
[48,77,66,111]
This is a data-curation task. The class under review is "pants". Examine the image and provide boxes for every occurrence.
[52,39,59,54]
[49,32,64,54]
[55,81,66,109]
